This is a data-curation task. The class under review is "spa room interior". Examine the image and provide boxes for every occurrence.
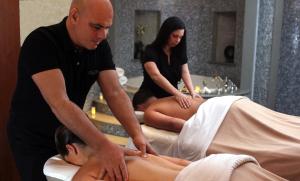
[1,0,300,180]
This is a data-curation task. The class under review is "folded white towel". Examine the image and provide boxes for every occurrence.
[43,155,79,181]
[175,154,259,181]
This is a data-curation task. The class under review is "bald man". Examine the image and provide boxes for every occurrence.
[7,1,154,180]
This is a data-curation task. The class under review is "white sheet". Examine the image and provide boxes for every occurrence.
[43,155,79,181]
[175,154,258,181]
[168,96,244,160]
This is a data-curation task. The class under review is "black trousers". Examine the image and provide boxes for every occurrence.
[7,124,57,181]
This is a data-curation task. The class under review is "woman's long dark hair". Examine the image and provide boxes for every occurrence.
[55,125,86,157]
[150,16,187,59]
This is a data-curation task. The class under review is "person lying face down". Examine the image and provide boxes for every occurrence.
[133,90,205,132]
[54,125,286,181]
[134,94,300,180]
[55,125,189,181]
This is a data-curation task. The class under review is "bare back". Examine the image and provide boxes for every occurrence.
[103,154,184,181]
[146,96,205,120]
[143,96,205,132]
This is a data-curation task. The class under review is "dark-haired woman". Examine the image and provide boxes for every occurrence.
[133,16,202,110]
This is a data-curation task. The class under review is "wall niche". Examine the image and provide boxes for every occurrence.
[134,10,160,60]
[211,11,237,65]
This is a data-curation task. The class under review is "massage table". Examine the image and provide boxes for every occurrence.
[44,155,79,181]
[43,110,176,181]
[44,152,285,181]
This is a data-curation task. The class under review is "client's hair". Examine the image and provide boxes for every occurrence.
[55,125,86,157]
[132,89,154,110]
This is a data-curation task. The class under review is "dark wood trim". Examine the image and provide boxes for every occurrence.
[0,0,20,180]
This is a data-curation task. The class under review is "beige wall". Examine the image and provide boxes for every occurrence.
[20,0,71,44]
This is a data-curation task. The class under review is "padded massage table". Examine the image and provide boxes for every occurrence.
[134,111,180,156]
[43,152,286,181]
[43,155,79,181]
[134,98,300,180]
[44,98,300,180]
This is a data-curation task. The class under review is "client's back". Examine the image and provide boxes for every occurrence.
[145,96,205,121]
[123,154,183,181]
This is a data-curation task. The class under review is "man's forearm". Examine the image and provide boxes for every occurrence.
[104,88,142,138]
[51,99,110,150]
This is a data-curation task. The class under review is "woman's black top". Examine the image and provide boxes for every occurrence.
[139,45,187,98]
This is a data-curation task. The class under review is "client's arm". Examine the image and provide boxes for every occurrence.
[144,110,185,133]
[143,97,202,132]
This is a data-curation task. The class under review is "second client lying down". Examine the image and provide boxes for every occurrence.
[51,126,285,181]
[134,94,300,181]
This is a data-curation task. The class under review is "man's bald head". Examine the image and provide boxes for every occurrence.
[66,0,114,49]
[70,0,113,15]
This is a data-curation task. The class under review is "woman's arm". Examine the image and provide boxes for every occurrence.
[144,62,191,108]
[181,64,201,98]
[144,62,181,96]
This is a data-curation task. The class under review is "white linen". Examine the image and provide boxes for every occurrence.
[141,125,179,155]
[168,96,244,160]
[175,154,259,181]
[135,111,145,123]
[126,125,179,155]
[43,155,79,181]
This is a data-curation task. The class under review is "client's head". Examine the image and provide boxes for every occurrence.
[132,89,157,111]
[55,126,92,166]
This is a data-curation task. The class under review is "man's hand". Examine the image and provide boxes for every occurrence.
[132,134,157,156]
[92,141,128,181]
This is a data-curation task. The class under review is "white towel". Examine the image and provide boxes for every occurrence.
[175,154,259,181]
[169,96,244,160]
[43,155,79,181]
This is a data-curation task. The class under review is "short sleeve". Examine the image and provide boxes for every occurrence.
[181,56,188,65]
[179,51,188,65]
[20,28,60,76]
[141,45,159,64]
[96,40,115,71]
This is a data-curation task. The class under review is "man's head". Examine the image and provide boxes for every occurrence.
[66,0,113,50]
[55,126,92,166]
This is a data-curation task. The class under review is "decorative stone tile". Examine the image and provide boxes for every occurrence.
[91,120,129,137]
[275,0,300,115]
[253,0,275,106]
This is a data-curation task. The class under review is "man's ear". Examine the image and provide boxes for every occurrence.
[69,7,79,23]
[66,143,79,155]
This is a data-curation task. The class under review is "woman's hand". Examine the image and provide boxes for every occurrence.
[175,93,192,109]
[191,92,201,99]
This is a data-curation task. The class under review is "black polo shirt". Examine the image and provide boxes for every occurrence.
[8,17,115,151]
[140,45,187,98]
